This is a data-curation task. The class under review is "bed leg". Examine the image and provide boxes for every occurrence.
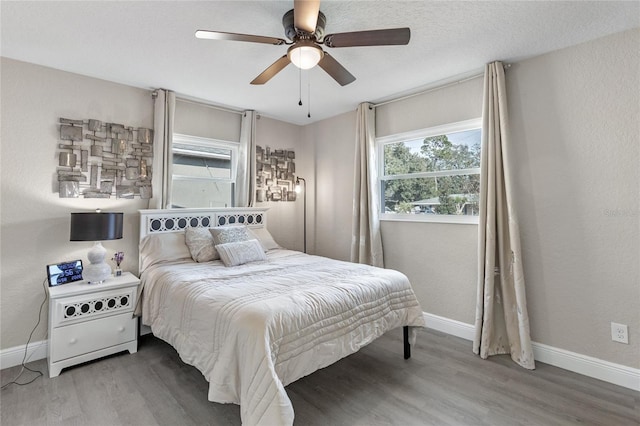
[403,326,411,359]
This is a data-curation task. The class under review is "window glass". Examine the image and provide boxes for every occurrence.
[171,134,238,208]
[379,119,481,221]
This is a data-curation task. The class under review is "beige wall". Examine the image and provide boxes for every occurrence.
[174,99,241,142]
[0,58,153,349]
[381,222,478,324]
[376,77,484,138]
[254,116,305,252]
[506,29,639,367]
[304,111,357,261]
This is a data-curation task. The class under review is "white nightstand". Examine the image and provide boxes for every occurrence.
[47,271,140,378]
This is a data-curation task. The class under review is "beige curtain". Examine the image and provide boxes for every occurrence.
[474,62,535,369]
[351,103,384,267]
[149,89,175,209]
[235,110,256,207]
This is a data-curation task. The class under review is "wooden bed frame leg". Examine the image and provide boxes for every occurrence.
[403,326,411,359]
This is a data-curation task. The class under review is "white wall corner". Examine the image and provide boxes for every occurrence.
[0,340,48,370]
[422,312,640,392]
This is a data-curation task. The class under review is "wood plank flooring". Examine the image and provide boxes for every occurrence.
[1,328,638,425]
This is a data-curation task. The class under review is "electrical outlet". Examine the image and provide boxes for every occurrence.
[611,322,629,344]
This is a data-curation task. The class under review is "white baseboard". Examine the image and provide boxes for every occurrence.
[0,340,48,370]
[531,342,640,392]
[423,312,476,341]
[422,312,639,392]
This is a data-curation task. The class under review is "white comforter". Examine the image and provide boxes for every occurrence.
[141,249,425,426]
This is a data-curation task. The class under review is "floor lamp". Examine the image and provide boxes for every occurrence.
[295,177,307,253]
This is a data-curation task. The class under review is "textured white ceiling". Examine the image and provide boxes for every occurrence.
[2,1,638,125]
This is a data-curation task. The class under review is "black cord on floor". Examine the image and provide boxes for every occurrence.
[1,278,48,389]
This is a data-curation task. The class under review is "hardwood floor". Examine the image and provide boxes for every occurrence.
[1,328,638,426]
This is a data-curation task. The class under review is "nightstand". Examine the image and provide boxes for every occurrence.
[47,271,140,378]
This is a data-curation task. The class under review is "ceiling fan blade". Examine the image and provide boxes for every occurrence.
[294,0,321,33]
[323,28,410,48]
[195,30,286,45]
[250,55,291,85]
[318,53,356,86]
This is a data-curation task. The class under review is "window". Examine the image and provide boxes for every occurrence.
[378,118,482,223]
[171,134,239,208]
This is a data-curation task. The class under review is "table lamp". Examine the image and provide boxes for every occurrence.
[70,210,123,283]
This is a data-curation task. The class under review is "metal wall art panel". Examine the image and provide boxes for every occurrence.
[55,117,154,199]
[255,145,296,202]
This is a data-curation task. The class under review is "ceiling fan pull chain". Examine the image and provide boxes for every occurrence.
[307,71,311,118]
[298,65,303,106]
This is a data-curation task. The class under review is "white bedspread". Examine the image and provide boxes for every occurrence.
[141,249,425,426]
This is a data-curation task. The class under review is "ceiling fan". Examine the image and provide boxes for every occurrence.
[195,0,410,86]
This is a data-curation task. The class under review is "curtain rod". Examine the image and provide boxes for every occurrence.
[371,73,483,108]
[176,97,244,115]
[371,64,510,109]
[152,90,244,115]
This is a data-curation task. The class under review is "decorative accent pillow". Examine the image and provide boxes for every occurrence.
[215,239,268,267]
[185,227,219,262]
[139,232,192,272]
[209,225,252,246]
[248,227,281,251]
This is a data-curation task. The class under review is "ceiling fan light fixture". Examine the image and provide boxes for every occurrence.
[288,44,323,70]
[197,2,409,87]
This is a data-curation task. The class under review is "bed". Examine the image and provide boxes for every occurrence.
[137,208,425,426]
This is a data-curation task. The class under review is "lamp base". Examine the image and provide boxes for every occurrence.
[83,241,112,284]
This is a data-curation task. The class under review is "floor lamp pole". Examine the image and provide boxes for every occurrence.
[296,177,307,253]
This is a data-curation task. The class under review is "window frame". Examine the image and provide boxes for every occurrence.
[171,133,239,207]
[377,118,482,225]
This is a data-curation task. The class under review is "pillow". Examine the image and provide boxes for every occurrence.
[209,225,252,246]
[139,232,192,272]
[215,239,268,267]
[185,227,219,262]
[248,227,281,251]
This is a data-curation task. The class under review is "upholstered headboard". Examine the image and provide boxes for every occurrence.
[139,207,269,241]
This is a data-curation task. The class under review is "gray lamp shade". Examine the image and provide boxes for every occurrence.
[70,212,123,241]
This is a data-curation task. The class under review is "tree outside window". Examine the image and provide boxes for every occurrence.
[379,119,481,219]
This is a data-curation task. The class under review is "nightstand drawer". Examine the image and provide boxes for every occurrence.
[50,312,136,362]
[51,286,136,328]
